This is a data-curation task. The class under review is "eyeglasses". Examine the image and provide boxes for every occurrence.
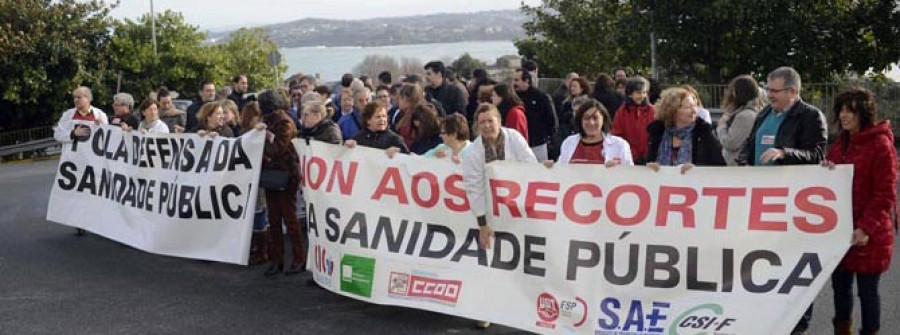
[766,86,791,94]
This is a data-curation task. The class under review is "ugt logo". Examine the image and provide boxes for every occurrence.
[314,245,334,276]
[536,292,560,329]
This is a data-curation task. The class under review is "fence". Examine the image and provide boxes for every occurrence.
[0,126,59,161]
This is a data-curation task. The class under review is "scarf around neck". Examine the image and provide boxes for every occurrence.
[657,124,694,166]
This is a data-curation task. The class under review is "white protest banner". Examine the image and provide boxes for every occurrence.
[297,140,852,334]
[48,125,264,264]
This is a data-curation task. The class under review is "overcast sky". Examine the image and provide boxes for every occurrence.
[107,0,542,31]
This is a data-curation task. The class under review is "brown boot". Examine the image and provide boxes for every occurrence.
[248,229,269,265]
[832,319,852,335]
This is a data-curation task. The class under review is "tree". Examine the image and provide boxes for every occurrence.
[353,55,400,79]
[0,0,115,130]
[517,0,649,79]
[107,10,223,101]
[451,53,487,80]
[521,0,900,84]
[218,28,287,92]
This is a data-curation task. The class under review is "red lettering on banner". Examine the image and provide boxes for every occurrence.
[606,185,651,226]
[371,167,409,204]
[411,172,440,209]
[525,182,559,220]
[749,187,788,231]
[702,187,747,229]
[655,186,699,227]
[562,183,603,224]
[490,179,522,217]
[306,156,328,190]
[408,275,462,303]
[443,174,470,212]
[794,187,837,233]
[325,160,358,195]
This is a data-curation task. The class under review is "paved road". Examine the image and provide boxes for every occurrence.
[1,159,898,334]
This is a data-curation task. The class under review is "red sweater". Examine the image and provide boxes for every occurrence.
[611,101,655,163]
[505,106,529,143]
[826,121,897,273]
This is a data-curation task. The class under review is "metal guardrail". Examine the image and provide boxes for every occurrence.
[0,126,58,162]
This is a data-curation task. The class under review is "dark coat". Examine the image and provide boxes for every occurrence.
[298,119,342,145]
[646,118,726,166]
[352,128,410,154]
[262,111,300,191]
[517,86,558,146]
[826,121,897,273]
[426,81,466,115]
[737,100,827,165]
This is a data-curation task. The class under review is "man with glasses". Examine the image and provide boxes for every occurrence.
[737,66,826,335]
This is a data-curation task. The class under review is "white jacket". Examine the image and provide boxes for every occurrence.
[53,107,109,143]
[139,119,170,134]
[557,133,634,166]
[461,127,537,217]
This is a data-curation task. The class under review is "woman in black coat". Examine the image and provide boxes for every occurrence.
[646,87,725,172]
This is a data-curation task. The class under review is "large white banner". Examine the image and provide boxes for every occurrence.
[47,125,264,264]
[298,140,853,335]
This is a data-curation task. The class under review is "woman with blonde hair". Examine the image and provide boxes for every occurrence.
[646,87,725,173]
[220,99,242,136]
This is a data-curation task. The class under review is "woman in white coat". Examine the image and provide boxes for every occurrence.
[460,103,536,329]
[548,99,633,167]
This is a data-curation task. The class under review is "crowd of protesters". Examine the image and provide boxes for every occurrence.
[53,62,896,335]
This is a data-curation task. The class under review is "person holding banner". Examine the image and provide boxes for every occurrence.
[137,98,170,134]
[548,99,633,166]
[461,103,537,329]
[298,102,342,145]
[53,86,109,236]
[645,87,726,172]
[737,66,827,335]
[195,102,235,138]
[824,88,897,335]
[344,101,409,155]
[258,90,306,277]
[423,114,471,163]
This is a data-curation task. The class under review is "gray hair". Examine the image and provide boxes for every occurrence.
[74,86,93,101]
[112,92,134,108]
[767,66,802,93]
[353,87,371,99]
[571,95,591,109]
[300,92,321,108]
[300,75,317,86]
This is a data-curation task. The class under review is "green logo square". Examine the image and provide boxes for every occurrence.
[340,254,375,298]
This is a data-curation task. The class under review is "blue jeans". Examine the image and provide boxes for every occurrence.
[832,269,881,332]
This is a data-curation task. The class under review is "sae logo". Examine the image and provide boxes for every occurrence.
[312,245,335,287]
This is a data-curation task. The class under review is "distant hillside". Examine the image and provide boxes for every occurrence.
[210,10,527,48]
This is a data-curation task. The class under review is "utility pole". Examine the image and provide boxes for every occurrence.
[649,0,658,80]
[151,0,157,57]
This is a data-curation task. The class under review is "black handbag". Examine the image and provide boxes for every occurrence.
[259,169,290,191]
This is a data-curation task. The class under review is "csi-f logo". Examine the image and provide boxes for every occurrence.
[597,298,669,334]
[668,303,736,335]
[314,245,334,276]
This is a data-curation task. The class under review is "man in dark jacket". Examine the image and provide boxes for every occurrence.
[737,66,826,335]
[424,61,466,116]
[186,79,216,132]
[514,68,558,161]
[228,74,249,110]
